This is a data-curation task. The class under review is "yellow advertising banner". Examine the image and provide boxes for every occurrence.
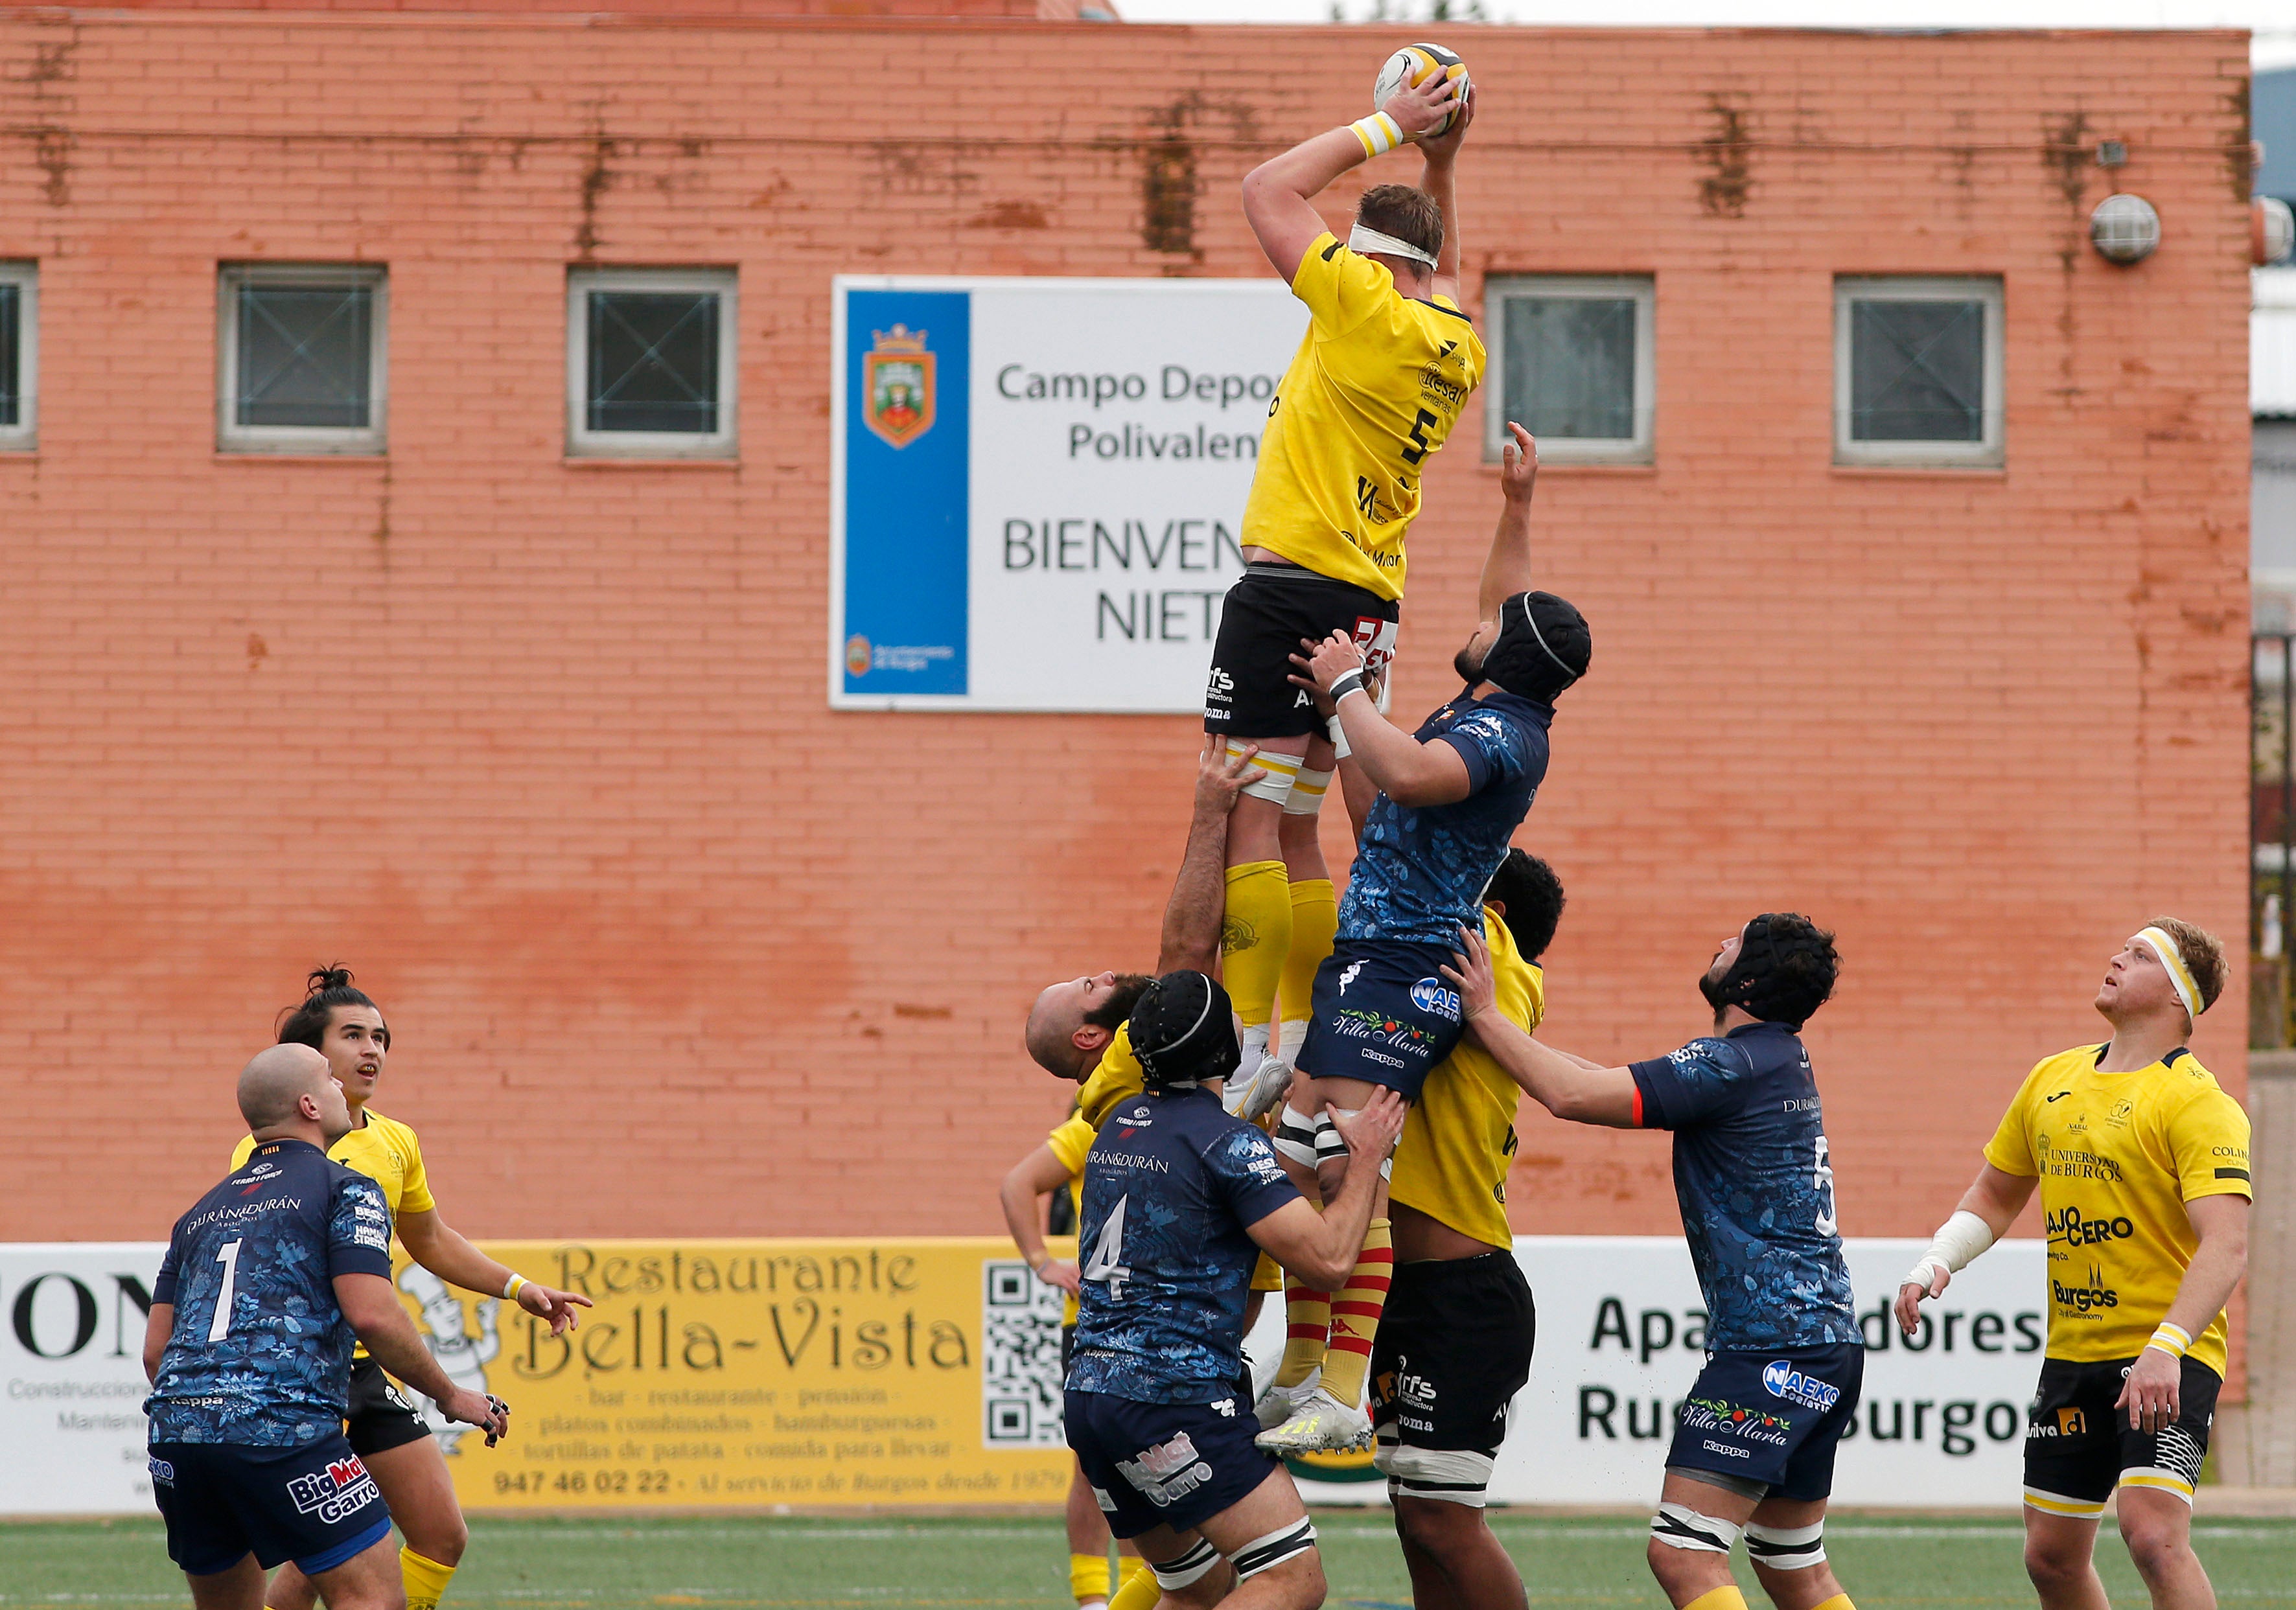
[386,1238,1076,1510]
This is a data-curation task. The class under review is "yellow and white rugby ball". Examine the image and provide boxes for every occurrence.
[1373,43,1470,139]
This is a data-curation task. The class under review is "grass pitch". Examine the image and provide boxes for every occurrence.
[5,1513,2293,1610]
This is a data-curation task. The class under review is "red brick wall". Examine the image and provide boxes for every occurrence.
[0,23,2253,1269]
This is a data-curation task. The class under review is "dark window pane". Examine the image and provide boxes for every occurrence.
[0,284,18,429]
[237,284,373,429]
[1850,299,1984,443]
[587,292,719,433]
[1500,295,1636,440]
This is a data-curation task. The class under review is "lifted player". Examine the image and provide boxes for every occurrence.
[1255,425,1589,1454]
[1066,971,1406,1610]
[1444,915,1867,1610]
[145,1047,506,1610]
[1896,921,2249,1610]
[1209,63,1485,1117]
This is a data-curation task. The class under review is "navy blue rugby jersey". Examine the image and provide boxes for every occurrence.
[146,1137,395,1445]
[1067,1085,1301,1404]
[1336,684,1550,948]
[1628,1022,1859,1351]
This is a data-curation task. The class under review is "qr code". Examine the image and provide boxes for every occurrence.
[980,1258,1066,1447]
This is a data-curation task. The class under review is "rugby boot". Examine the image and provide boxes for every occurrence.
[1253,1385,1372,1454]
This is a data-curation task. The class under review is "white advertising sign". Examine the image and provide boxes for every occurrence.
[831,277,1308,711]
[1253,1236,2054,1509]
[1,1243,165,1515]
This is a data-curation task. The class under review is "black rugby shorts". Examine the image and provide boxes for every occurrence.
[1204,564,1398,740]
[150,1433,394,1578]
[1665,1345,1864,1502]
[1369,1251,1536,1506]
[345,1353,434,1457]
[2023,1355,2220,1513]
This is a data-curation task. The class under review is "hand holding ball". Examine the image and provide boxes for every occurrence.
[1374,43,1471,143]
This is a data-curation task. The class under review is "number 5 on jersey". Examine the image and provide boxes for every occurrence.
[1082,1196,1131,1302]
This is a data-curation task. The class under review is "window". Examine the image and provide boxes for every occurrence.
[1486,276,1654,465]
[218,264,387,454]
[566,268,737,459]
[0,262,36,450]
[1834,277,2003,467]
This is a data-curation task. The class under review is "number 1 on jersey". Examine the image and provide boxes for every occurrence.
[1082,1195,1131,1302]
[208,1238,244,1342]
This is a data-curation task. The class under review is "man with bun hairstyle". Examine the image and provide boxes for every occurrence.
[1251,424,1588,1455]
[1442,914,1867,1610]
[1066,970,1405,1610]
[1896,920,2249,1610]
[1206,60,1484,1171]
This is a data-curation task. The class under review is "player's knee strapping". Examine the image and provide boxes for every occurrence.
[1229,741,1302,807]
[1313,1110,1389,1180]
[1275,1105,1326,1166]
[1230,1518,1316,1580]
[1281,766,1332,816]
[1374,1435,1496,1508]
[1148,1538,1221,1591]
[1744,1519,1826,1571]
[1650,1501,1745,1554]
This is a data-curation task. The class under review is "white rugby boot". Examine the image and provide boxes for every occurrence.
[1224,1024,1273,1116]
[1253,1367,1319,1430]
[1253,1385,1373,1454]
[1236,1052,1296,1123]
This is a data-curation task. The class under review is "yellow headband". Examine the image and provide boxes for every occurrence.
[2133,926,2203,1022]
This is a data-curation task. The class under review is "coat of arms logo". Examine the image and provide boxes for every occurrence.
[863,325,935,449]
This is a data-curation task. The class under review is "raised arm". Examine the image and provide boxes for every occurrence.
[1240,73,1465,282]
[1290,634,1471,807]
[1442,926,1639,1125]
[1415,87,1472,302]
[1247,1093,1408,1287]
[1478,424,1538,621]
[1159,740,1264,974]
[1892,1163,2034,1335]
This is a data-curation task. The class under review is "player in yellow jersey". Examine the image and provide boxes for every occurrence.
[1370,849,1560,1610]
[1210,65,1486,1125]
[1012,741,1281,1610]
[229,969,590,1610]
[1896,920,2250,1610]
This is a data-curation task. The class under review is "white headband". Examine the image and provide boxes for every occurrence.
[1348,224,1437,270]
[2133,926,2203,1022]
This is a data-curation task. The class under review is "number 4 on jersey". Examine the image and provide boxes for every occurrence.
[1082,1195,1131,1302]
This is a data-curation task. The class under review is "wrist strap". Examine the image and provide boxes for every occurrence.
[2147,1322,2192,1361]
[1326,713,1350,760]
[1349,113,1404,159]
[502,1272,528,1301]
[1329,669,1367,704]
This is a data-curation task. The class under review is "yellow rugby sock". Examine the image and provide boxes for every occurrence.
[1808,1597,1855,1610]
[1280,878,1336,1039]
[1318,1219,1392,1410]
[1117,1554,1150,1593]
[1680,1589,1750,1610]
[1223,861,1292,1037]
[1071,1552,1111,1605]
[1107,1559,1161,1610]
[401,1548,457,1610]
[1274,1265,1331,1388]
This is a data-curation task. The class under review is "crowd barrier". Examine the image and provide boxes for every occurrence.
[3,1236,2053,1515]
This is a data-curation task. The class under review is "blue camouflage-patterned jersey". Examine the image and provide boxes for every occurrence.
[1337,684,1551,947]
[1629,1022,1859,1351]
[1067,1086,1301,1404]
[146,1138,395,1445]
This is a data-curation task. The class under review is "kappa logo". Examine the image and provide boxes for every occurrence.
[1761,1361,1841,1412]
[1338,960,1365,996]
[286,1455,381,1524]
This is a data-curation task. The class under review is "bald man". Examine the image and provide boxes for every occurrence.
[143,1048,508,1610]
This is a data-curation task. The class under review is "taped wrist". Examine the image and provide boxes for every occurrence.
[2147,1322,2192,1361]
[1745,1519,1826,1571]
[1150,1538,1220,1591]
[1274,1105,1325,1166]
[1328,669,1367,705]
[1651,1502,1744,1555]
[1282,767,1332,817]
[1903,1209,1995,1291]
[1231,1519,1316,1580]
[1325,713,1351,759]
[1347,114,1404,159]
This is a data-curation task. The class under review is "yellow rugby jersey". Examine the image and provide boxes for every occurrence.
[1983,1044,2252,1376]
[231,1107,435,1361]
[1388,911,1544,1248]
[1242,233,1485,602]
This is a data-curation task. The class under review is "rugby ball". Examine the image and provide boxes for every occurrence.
[1373,43,1470,140]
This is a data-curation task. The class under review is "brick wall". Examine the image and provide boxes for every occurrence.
[0,23,2253,1278]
